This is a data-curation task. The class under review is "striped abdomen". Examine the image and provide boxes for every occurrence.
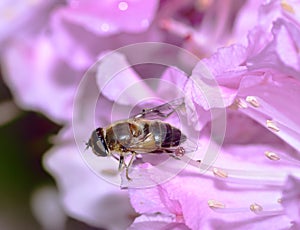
[148,121,186,149]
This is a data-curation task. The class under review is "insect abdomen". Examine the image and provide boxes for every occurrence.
[149,121,186,148]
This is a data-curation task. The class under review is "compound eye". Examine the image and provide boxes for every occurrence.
[94,140,108,157]
[89,130,108,157]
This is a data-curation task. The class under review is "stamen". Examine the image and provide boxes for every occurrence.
[264,150,300,166]
[208,200,284,216]
[195,0,213,11]
[246,96,260,108]
[265,151,280,161]
[180,155,287,186]
[266,120,280,132]
[160,19,194,38]
[281,0,295,14]
[209,168,286,186]
[230,98,248,110]
[249,203,284,216]
[277,198,282,204]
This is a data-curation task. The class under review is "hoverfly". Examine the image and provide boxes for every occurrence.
[86,98,196,180]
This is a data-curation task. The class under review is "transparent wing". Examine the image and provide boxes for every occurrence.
[127,139,198,155]
[126,129,198,154]
[133,97,186,120]
[177,138,198,154]
[129,97,198,154]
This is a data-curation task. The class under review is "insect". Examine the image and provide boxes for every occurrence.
[86,98,196,180]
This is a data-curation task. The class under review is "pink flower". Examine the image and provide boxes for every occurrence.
[4,0,300,229]
[126,5,300,229]
[1,0,263,124]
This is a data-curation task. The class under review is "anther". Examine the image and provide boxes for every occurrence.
[213,168,228,178]
[266,120,280,132]
[246,96,260,108]
[233,98,248,109]
[208,199,225,209]
[265,151,280,161]
[250,203,263,213]
[281,0,295,14]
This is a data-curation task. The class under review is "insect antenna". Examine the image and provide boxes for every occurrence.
[84,141,90,150]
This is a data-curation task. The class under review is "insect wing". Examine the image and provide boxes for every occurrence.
[178,138,198,154]
[127,138,198,155]
[133,97,185,121]
[125,121,198,154]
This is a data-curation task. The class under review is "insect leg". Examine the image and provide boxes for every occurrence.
[167,147,185,160]
[110,152,120,161]
[118,154,125,171]
[125,152,136,181]
[134,97,185,120]
[139,108,175,119]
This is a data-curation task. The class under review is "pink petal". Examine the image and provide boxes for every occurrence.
[282,175,300,224]
[157,67,188,99]
[49,10,163,70]
[238,74,300,150]
[129,186,169,214]
[0,0,59,44]
[128,143,299,229]
[1,35,81,124]
[96,52,155,105]
[57,0,158,35]
[247,19,300,79]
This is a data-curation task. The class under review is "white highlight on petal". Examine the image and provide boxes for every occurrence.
[118,1,128,11]
[100,23,110,32]
[141,19,150,28]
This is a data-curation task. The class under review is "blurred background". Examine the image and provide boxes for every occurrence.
[0,69,98,229]
[0,73,56,229]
